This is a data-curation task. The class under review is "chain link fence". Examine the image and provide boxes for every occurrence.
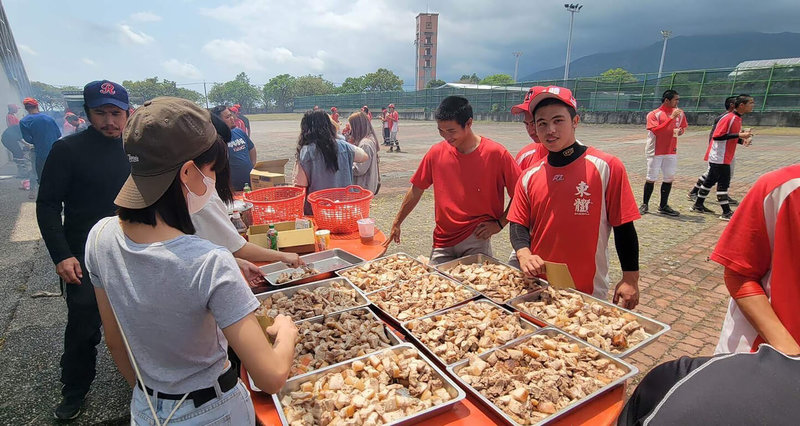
[295,65,800,114]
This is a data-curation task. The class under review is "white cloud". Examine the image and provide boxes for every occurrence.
[82,58,96,66]
[162,59,203,80]
[201,39,325,74]
[130,11,162,22]
[19,44,38,56]
[118,24,154,45]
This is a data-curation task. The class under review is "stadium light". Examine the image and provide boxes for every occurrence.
[658,30,672,79]
[563,4,583,82]
[513,51,523,82]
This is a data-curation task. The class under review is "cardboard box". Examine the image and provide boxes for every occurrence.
[250,159,288,190]
[247,220,316,254]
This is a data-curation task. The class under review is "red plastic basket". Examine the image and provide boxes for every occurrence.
[244,186,305,225]
[307,185,374,234]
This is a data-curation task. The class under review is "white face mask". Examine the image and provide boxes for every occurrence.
[184,164,216,215]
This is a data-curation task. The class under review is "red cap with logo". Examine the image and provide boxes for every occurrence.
[229,105,239,113]
[388,104,395,108]
[512,86,577,116]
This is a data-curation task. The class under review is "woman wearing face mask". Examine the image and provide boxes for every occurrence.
[85,98,297,425]
[191,115,303,284]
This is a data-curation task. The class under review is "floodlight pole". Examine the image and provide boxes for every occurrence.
[658,30,672,79]
[563,3,583,82]
[513,51,523,82]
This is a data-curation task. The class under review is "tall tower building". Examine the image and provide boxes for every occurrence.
[415,13,438,90]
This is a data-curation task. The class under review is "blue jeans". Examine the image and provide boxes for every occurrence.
[130,380,255,425]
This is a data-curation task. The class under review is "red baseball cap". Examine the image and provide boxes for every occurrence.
[511,86,546,115]
[331,107,337,112]
[388,103,395,108]
[229,105,239,113]
[521,86,578,117]
[23,97,39,107]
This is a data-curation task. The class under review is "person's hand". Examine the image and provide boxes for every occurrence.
[235,258,263,286]
[474,220,502,240]
[56,257,83,284]
[383,222,401,247]
[678,128,685,136]
[613,271,640,309]
[743,137,753,147]
[739,131,753,139]
[518,251,545,278]
[282,253,304,268]
[266,314,298,345]
[670,108,683,119]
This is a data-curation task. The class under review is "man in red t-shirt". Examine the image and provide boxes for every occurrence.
[711,164,800,355]
[383,96,521,265]
[330,106,340,124]
[387,104,400,152]
[639,90,687,217]
[7,103,20,127]
[510,86,547,171]
[691,94,755,220]
[507,86,641,307]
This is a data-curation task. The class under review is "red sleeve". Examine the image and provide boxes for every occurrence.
[502,150,522,197]
[724,268,766,299]
[647,111,673,132]
[409,147,435,190]
[710,181,771,279]
[680,112,688,130]
[605,157,640,227]
[712,114,735,139]
[507,173,531,227]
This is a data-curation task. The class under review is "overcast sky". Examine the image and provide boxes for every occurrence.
[6,0,799,91]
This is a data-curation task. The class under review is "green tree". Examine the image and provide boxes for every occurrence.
[425,79,446,88]
[338,76,367,94]
[479,74,514,86]
[207,72,262,110]
[30,81,69,111]
[457,73,480,84]
[294,75,336,97]
[263,74,296,112]
[122,77,204,105]
[600,68,638,83]
[362,68,403,92]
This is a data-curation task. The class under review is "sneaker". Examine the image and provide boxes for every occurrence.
[719,211,733,221]
[728,197,739,206]
[638,204,648,215]
[690,205,714,214]
[657,205,680,216]
[54,396,83,420]
[687,192,698,201]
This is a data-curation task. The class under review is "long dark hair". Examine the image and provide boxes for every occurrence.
[297,110,339,172]
[209,113,234,204]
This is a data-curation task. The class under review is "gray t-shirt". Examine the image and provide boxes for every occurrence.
[191,191,247,253]
[85,217,259,394]
[299,137,356,215]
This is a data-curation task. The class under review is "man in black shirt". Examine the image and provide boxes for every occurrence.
[36,80,131,420]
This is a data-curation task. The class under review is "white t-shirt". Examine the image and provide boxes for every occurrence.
[191,191,247,253]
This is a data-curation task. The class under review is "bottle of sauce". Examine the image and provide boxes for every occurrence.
[267,224,279,250]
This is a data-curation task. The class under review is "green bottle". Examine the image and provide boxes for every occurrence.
[267,224,278,250]
[243,183,252,193]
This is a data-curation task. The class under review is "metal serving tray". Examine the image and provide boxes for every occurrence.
[434,253,545,304]
[260,249,364,286]
[273,343,466,426]
[507,288,670,358]
[248,306,403,392]
[254,277,369,322]
[366,272,480,327]
[448,328,638,426]
[400,299,539,369]
[336,252,435,296]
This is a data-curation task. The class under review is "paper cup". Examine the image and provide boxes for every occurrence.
[357,218,375,243]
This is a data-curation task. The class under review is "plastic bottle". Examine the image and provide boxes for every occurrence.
[267,224,279,250]
[243,183,252,193]
[231,210,247,235]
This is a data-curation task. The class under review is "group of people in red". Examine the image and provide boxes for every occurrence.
[325,104,402,152]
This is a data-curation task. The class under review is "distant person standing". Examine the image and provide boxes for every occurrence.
[211,105,257,191]
[62,113,83,136]
[348,111,381,194]
[7,103,20,127]
[688,96,737,202]
[330,106,340,124]
[229,105,248,136]
[361,105,373,120]
[639,90,687,217]
[233,103,251,136]
[380,107,390,145]
[36,80,131,420]
[387,103,400,152]
[19,97,61,187]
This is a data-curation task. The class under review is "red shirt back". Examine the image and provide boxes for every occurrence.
[411,137,521,248]
[515,142,547,171]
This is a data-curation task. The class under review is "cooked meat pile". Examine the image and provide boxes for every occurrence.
[458,333,626,424]
[340,255,430,293]
[292,309,394,377]
[281,348,455,425]
[405,301,533,365]
[276,267,321,284]
[515,287,649,353]
[443,261,542,303]
[369,274,475,322]
[257,281,363,321]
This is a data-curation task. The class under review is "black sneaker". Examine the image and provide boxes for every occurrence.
[658,205,680,216]
[687,192,698,201]
[720,211,733,221]
[638,204,648,215]
[690,205,714,214]
[54,396,83,420]
[728,197,739,206]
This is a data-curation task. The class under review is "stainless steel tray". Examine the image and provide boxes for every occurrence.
[260,249,364,286]
[336,252,434,295]
[401,299,539,369]
[507,288,670,358]
[248,306,403,392]
[367,272,480,326]
[434,253,545,304]
[448,328,638,426]
[254,277,369,322]
[273,343,466,425]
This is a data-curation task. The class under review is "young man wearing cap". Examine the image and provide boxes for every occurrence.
[233,103,250,136]
[211,105,257,191]
[330,106,340,124]
[639,90,687,217]
[7,103,20,127]
[384,96,521,265]
[507,86,641,308]
[511,86,547,171]
[19,97,61,186]
[387,104,400,152]
[35,80,131,420]
[691,94,755,220]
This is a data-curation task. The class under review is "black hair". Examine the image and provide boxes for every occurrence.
[532,98,578,120]
[661,90,679,103]
[297,110,339,172]
[735,94,753,108]
[117,136,229,234]
[434,96,472,127]
[210,105,229,117]
[724,96,737,110]
[210,114,234,204]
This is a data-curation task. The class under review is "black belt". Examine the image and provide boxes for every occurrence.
[137,365,238,408]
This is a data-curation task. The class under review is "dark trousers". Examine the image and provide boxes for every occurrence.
[60,257,102,399]
[35,157,45,183]
[695,163,732,210]
[382,127,390,142]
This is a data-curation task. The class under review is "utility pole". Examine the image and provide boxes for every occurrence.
[657,30,672,79]
[203,80,209,108]
[512,51,523,82]
[563,3,583,82]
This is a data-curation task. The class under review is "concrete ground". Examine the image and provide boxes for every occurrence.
[0,117,797,424]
